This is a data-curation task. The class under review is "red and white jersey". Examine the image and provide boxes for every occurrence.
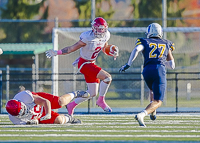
[8,90,43,125]
[80,30,110,60]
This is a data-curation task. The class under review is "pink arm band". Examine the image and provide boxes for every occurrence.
[57,50,62,55]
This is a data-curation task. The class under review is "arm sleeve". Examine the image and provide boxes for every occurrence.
[106,31,110,42]
[127,44,144,66]
[165,59,175,69]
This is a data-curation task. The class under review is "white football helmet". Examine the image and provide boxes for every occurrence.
[146,23,163,38]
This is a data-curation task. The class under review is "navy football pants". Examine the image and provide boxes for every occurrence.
[142,64,166,101]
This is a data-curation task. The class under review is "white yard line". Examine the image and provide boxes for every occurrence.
[0,134,199,138]
[0,129,200,133]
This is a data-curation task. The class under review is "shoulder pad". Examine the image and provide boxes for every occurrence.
[135,38,143,46]
[170,43,175,51]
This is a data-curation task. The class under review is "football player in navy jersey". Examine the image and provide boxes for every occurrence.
[119,23,175,127]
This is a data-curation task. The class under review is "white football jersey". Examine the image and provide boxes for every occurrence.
[79,30,110,60]
[8,90,43,125]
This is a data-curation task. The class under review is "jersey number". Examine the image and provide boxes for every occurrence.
[149,43,166,58]
[31,105,42,119]
[91,47,101,59]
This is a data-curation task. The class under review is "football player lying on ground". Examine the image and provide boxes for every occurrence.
[6,90,90,125]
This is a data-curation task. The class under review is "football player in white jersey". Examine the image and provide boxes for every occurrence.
[6,90,90,125]
[46,17,119,116]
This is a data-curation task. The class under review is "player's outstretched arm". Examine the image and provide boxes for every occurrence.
[45,40,86,58]
[119,44,143,73]
[61,40,86,55]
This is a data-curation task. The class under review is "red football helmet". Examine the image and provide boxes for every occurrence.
[6,99,26,116]
[91,17,108,38]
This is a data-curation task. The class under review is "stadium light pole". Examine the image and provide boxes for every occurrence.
[162,0,167,39]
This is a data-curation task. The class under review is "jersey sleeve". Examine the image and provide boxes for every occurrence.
[80,32,88,44]
[14,90,34,104]
[9,114,27,125]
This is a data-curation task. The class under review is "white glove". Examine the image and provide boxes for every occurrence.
[26,119,39,125]
[45,49,58,58]
[40,113,51,121]
[109,45,119,57]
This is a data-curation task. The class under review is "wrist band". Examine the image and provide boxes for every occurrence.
[57,50,62,55]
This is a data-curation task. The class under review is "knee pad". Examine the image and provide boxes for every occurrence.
[103,76,112,83]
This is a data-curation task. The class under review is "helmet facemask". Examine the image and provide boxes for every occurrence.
[17,101,28,118]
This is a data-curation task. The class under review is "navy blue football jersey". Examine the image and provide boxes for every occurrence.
[135,38,175,67]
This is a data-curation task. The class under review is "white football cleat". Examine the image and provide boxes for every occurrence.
[150,110,156,120]
[65,114,82,124]
[74,91,90,98]
[135,114,146,127]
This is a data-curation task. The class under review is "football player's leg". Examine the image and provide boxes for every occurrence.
[66,83,99,116]
[36,92,62,109]
[145,78,165,115]
[149,90,157,120]
[59,91,90,107]
[54,114,82,124]
[39,111,59,124]
[40,111,80,125]
[144,79,165,122]
[67,62,101,115]
[96,69,112,112]
[135,67,152,127]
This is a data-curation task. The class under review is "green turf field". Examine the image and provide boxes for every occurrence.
[0,114,199,142]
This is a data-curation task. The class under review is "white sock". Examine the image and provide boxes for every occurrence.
[142,110,148,116]
[99,81,110,96]
[68,93,75,100]
[138,110,148,118]
[64,115,70,123]
[74,90,92,104]
[74,97,90,104]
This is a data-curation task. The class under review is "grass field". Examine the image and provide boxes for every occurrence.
[0,114,200,142]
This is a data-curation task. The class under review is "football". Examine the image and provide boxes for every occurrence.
[102,45,117,56]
